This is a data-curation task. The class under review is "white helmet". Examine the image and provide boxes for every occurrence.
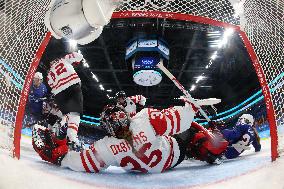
[45,0,119,45]
[34,72,43,80]
[237,114,254,126]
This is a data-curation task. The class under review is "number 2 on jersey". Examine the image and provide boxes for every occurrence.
[50,63,67,81]
[232,134,251,153]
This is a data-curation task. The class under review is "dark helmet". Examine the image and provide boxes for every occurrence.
[100,104,130,138]
[115,91,127,100]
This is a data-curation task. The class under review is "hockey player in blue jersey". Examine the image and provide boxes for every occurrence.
[24,72,48,127]
[220,114,261,159]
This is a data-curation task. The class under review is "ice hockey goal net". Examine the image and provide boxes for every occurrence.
[0,0,283,161]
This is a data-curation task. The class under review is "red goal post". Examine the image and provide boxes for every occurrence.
[0,0,283,161]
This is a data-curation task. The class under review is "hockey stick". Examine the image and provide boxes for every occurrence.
[157,61,211,122]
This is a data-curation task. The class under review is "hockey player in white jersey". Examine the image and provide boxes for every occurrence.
[32,100,228,173]
[47,52,84,151]
[115,91,147,118]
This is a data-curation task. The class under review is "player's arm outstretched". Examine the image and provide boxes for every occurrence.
[129,95,147,106]
[60,140,111,173]
[143,103,198,137]
[131,97,221,140]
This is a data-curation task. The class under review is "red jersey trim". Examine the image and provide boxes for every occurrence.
[162,136,174,172]
[86,150,99,173]
[148,108,167,136]
[80,152,91,173]
[68,125,78,132]
[174,110,181,133]
[49,73,77,88]
[52,74,79,90]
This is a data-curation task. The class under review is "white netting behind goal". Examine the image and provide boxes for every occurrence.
[0,0,283,159]
[0,117,14,152]
[0,0,51,157]
[242,0,284,155]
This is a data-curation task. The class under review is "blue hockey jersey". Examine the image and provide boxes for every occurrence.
[221,123,261,159]
[28,83,48,114]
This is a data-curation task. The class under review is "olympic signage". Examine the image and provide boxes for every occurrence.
[125,39,169,60]
[138,39,157,47]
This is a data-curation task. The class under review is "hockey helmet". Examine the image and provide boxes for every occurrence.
[100,105,130,138]
[34,72,43,80]
[237,114,254,126]
[44,0,117,45]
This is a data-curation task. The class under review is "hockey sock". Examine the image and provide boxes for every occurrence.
[66,112,80,144]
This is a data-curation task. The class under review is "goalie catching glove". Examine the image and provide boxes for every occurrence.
[32,124,68,165]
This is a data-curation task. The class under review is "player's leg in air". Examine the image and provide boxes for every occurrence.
[32,124,68,165]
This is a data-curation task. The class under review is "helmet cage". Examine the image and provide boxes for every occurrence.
[100,105,129,137]
[237,117,251,125]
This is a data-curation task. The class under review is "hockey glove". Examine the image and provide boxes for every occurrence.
[32,124,68,165]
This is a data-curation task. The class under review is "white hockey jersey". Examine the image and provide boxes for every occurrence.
[121,95,146,118]
[47,52,83,95]
[61,104,197,173]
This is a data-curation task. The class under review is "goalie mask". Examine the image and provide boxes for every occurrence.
[100,105,130,138]
[237,114,254,126]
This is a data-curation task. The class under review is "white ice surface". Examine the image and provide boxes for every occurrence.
[0,136,284,189]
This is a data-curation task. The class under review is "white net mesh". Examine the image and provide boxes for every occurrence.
[117,0,239,25]
[0,0,283,158]
[0,0,51,156]
[0,117,14,153]
[242,0,284,155]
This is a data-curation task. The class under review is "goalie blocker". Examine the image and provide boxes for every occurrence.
[45,0,121,45]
